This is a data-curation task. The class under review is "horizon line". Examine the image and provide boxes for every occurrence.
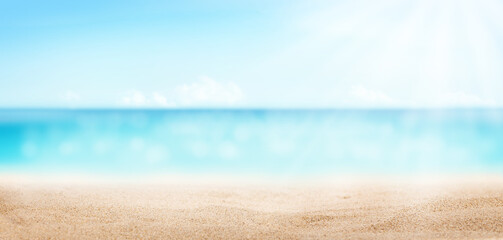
[1,107,503,111]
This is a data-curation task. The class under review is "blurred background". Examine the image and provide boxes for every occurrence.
[1,0,503,176]
[1,109,502,175]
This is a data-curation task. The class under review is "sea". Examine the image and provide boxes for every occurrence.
[0,109,502,176]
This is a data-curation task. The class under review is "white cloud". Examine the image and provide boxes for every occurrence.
[266,0,503,108]
[122,91,175,107]
[122,90,147,106]
[436,91,496,107]
[152,92,167,106]
[153,92,176,107]
[349,85,393,104]
[175,76,244,106]
[120,76,243,108]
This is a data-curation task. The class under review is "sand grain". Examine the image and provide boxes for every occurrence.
[0,176,502,239]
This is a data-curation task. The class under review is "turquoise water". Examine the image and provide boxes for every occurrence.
[0,109,502,175]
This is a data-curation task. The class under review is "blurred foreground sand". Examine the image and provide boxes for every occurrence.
[1,175,503,239]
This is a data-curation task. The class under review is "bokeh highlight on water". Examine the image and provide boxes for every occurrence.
[0,109,502,175]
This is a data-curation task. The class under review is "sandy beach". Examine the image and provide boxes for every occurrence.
[1,175,502,239]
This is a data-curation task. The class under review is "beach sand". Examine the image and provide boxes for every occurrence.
[1,175,503,239]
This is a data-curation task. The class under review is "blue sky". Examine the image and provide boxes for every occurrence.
[1,0,503,108]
